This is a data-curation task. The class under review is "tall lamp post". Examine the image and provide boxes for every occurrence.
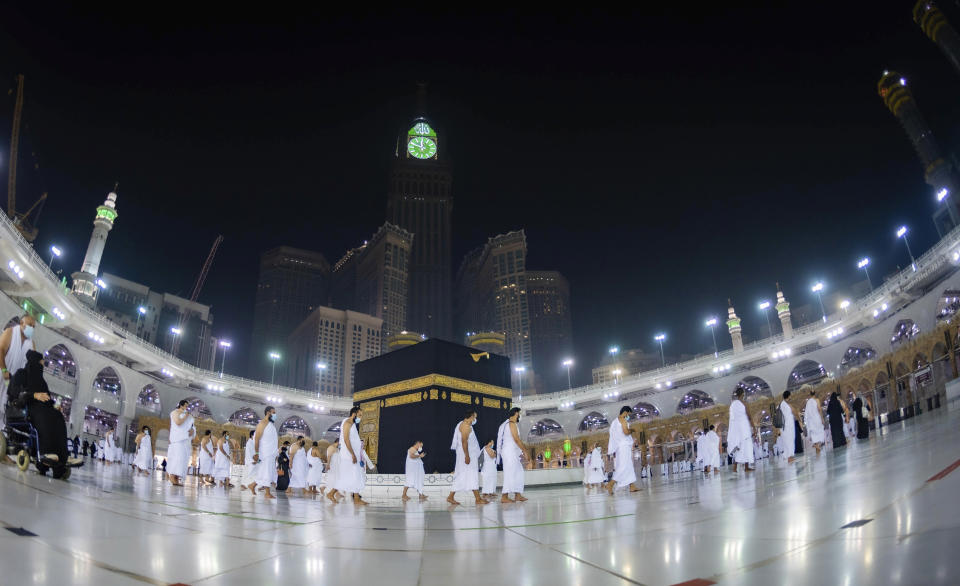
[218,340,232,378]
[562,358,574,390]
[515,365,526,401]
[654,333,666,367]
[168,327,182,353]
[858,257,873,291]
[269,351,281,385]
[811,282,826,323]
[897,226,916,271]
[612,368,622,384]
[135,306,147,338]
[316,362,327,394]
[48,245,62,272]
[758,301,773,338]
[705,318,718,357]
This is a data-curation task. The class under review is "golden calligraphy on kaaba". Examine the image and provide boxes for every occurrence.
[353,373,512,402]
[449,392,471,404]
[384,392,423,408]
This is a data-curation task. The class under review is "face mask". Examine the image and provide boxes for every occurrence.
[417,447,423,454]
[355,417,361,423]
[23,325,34,339]
[144,430,149,436]
[269,414,276,422]
[471,419,477,426]
[225,435,230,440]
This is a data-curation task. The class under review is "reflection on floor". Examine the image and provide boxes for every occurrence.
[2,406,960,585]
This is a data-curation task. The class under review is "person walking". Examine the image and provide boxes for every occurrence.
[803,390,826,455]
[250,406,279,500]
[851,392,871,439]
[826,392,848,448]
[402,440,427,501]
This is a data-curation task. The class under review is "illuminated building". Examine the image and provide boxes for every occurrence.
[526,271,573,394]
[70,188,118,307]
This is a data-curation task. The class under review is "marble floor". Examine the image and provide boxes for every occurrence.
[2,407,960,586]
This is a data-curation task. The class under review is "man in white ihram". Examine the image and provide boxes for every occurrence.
[334,406,367,505]
[778,390,802,464]
[605,406,640,494]
[727,387,755,472]
[0,314,37,422]
[167,399,195,486]
[497,407,527,503]
[250,406,278,500]
[447,409,488,506]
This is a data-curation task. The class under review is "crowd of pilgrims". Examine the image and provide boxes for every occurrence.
[69,386,875,501]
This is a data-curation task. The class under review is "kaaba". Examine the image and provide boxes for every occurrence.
[352,338,513,474]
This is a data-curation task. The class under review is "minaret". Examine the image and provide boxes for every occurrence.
[726,300,743,354]
[914,1,960,78]
[776,283,794,339]
[71,187,118,307]
[878,70,960,233]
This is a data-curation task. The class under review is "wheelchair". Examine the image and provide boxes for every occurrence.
[1,400,81,479]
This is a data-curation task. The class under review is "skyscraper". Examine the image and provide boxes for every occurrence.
[251,246,330,383]
[285,306,383,396]
[386,104,453,340]
[877,70,960,234]
[526,271,573,394]
[331,222,413,351]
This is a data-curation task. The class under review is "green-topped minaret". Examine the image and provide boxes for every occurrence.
[71,186,118,306]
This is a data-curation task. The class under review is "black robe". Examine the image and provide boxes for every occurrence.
[276,449,290,491]
[793,419,804,454]
[826,397,846,447]
[852,397,870,439]
[14,351,68,474]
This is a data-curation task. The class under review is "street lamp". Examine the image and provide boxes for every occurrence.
[812,282,826,323]
[758,301,773,338]
[515,365,526,400]
[654,333,666,368]
[135,306,147,337]
[562,358,574,390]
[612,368,622,384]
[608,346,619,358]
[219,340,232,378]
[48,245,62,272]
[840,300,851,315]
[705,318,718,357]
[897,226,916,271]
[269,351,281,385]
[858,257,873,291]
[168,327,182,353]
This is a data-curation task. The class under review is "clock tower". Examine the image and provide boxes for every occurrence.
[386,89,453,340]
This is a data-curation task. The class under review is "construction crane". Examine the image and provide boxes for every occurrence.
[6,74,47,242]
[171,235,224,356]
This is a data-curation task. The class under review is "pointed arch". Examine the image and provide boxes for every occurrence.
[527,418,564,439]
[839,342,877,375]
[43,343,77,381]
[279,416,311,438]
[182,397,213,421]
[630,402,660,420]
[136,385,161,414]
[786,360,826,393]
[736,376,772,402]
[677,390,714,414]
[325,420,342,438]
[935,288,960,322]
[228,407,259,427]
[93,367,123,408]
[578,411,609,432]
[891,319,919,349]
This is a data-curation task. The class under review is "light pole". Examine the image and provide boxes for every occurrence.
[219,340,232,378]
[758,301,773,338]
[840,300,850,316]
[897,226,916,271]
[858,257,873,291]
[612,368,622,384]
[168,327,182,353]
[48,245,62,272]
[654,333,666,368]
[812,282,826,323]
[515,365,525,400]
[135,306,146,337]
[269,351,281,385]
[705,318,718,357]
[562,358,574,390]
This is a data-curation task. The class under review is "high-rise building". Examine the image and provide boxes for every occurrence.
[592,349,663,385]
[95,273,215,369]
[914,1,960,77]
[386,104,453,340]
[71,188,118,307]
[877,70,960,234]
[331,223,412,351]
[285,307,383,396]
[454,230,532,390]
[251,246,330,383]
[526,271,573,394]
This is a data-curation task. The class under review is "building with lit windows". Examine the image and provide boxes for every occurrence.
[330,222,412,352]
[527,271,573,394]
[285,306,383,396]
[251,246,330,383]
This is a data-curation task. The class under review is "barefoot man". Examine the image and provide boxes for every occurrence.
[249,406,278,500]
[606,406,640,494]
[447,410,488,506]
[333,406,367,505]
[497,407,527,503]
[167,399,194,486]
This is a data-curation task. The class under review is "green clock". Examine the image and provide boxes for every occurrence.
[407,136,437,159]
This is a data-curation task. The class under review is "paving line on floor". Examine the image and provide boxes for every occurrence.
[147,500,306,525]
[926,457,960,482]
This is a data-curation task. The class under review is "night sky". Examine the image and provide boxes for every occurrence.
[2,5,960,387]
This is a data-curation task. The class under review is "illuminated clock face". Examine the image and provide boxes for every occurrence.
[407,136,437,159]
